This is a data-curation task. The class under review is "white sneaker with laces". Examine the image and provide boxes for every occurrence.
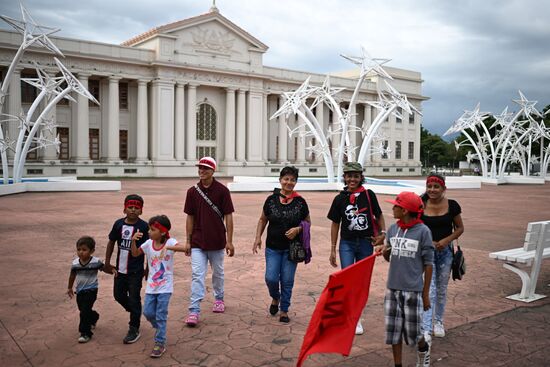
[416,343,431,367]
[355,319,364,335]
[434,321,445,337]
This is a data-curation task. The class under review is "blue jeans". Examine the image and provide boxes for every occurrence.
[339,238,373,269]
[422,244,453,333]
[143,293,171,345]
[189,248,225,314]
[265,247,298,313]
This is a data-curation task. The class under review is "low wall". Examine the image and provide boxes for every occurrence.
[0,177,121,196]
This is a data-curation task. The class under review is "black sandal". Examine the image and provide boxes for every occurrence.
[269,304,279,316]
[279,315,290,323]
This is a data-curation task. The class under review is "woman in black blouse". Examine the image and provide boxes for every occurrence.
[421,174,464,339]
[253,166,310,323]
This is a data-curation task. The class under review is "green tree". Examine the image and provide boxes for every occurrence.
[420,126,453,169]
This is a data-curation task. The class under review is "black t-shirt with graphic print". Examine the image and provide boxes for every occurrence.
[327,188,382,240]
[263,193,309,250]
[108,218,149,275]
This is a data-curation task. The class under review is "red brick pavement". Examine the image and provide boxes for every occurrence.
[0,179,549,366]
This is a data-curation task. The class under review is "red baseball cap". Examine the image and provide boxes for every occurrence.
[385,191,424,213]
[196,156,216,171]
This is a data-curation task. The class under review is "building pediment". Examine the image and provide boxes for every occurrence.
[121,9,267,73]
[122,10,267,54]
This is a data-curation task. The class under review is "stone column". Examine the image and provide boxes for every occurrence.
[136,79,149,161]
[246,91,263,162]
[174,81,185,161]
[224,88,236,162]
[314,104,324,164]
[7,69,21,160]
[151,79,175,161]
[278,95,288,163]
[262,93,268,161]
[364,103,372,129]
[106,76,121,161]
[186,83,197,161]
[42,70,59,161]
[236,89,246,161]
[74,73,90,161]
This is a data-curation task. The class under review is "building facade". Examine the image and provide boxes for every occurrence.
[0,6,427,178]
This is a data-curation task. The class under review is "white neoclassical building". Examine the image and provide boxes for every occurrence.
[0,5,427,178]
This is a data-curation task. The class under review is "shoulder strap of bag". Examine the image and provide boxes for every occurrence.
[195,184,225,226]
[365,189,379,236]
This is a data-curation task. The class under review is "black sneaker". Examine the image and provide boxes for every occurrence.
[123,326,140,344]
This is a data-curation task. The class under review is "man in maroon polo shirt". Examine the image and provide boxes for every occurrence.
[183,157,235,327]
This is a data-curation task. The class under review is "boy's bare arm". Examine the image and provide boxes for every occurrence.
[67,271,76,298]
[104,240,116,274]
[130,230,143,257]
[329,221,340,268]
[183,214,194,256]
[422,264,433,311]
[225,213,234,257]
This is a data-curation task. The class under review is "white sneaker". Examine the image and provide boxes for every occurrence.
[423,331,432,346]
[433,322,445,337]
[355,319,364,335]
[416,343,431,367]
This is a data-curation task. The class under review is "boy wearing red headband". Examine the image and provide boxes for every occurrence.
[376,191,434,367]
[131,215,187,358]
[104,194,149,344]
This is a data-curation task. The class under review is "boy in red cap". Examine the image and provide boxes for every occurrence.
[375,191,434,367]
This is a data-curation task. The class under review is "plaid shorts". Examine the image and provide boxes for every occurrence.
[384,288,423,345]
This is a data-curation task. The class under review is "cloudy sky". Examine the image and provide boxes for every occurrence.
[1,0,549,135]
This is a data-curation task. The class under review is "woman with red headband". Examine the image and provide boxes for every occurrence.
[421,173,464,340]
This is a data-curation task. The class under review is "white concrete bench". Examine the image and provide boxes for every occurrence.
[489,220,550,302]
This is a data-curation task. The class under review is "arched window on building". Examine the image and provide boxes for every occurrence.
[196,103,217,159]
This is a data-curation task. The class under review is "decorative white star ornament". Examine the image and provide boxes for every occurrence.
[0,3,63,56]
[341,46,393,80]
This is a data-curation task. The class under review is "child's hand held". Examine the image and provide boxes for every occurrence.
[132,229,143,241]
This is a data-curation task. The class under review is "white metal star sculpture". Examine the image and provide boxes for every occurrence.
[513,90,542,118]
[383,80,421,116]
[21,63,75,103]
[0,3,66,184]
[341,46,393,80]
[271,77,314,120]
[12,58,100,182]
[309,76,344,111]
[446,90,548,179]
[55,57,99,105]
[0,3,63,56]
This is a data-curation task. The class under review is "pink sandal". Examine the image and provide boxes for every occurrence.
[212,300,225,313]
[185,312,199,327]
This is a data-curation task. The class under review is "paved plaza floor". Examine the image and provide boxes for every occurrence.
[1,178,549,367]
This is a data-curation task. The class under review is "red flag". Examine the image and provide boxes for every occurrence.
[296,254,377,367]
